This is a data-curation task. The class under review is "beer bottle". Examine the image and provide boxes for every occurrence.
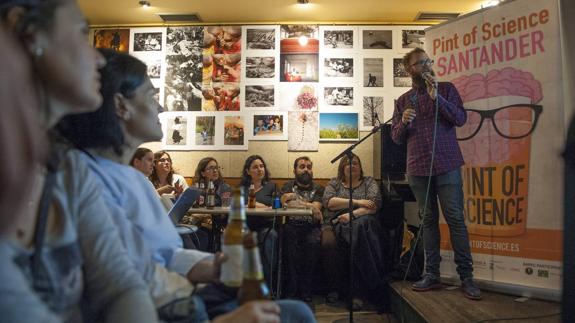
[247,184,256,208]
[220,187,247,287]
[198,182,205,207]
[238,232,270,304]
[206,180,216,209]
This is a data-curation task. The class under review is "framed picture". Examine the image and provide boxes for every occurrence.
[279,83,319,111]
[361,27,393,49]
[288,111,319,151]
[393,58,411,87]
[244,85,275,109]
[319,112,359,141]
[362,57,384,87]
[93,29,130,52]
[132,32,163,52]
[245,56,275,79]
[245,27,277,50]
[279,53,319,82]
[323,57,354,78]
[251,112,288,141]
[401,29,426,49]
[160,113,192,150]
[222,114,248,150]
[320,26,356,50]
[194,114,216,147]
[361,96,384,131]
[322,87,354,109]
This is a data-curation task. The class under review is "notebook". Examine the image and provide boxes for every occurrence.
[167,188,201,225]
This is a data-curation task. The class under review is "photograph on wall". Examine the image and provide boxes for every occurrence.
[223,115,246,147]
[288,111,318,151]
[204,26,242,54]
[322,30,353,49]
[246,57,275,78]
[324,58,354,78]
[319,112,359,141]
[363,58,383,87]
[362,96,384,130]
[402,29,425,49]
[246,28,276,50]
[279,83,318,111]
[146,58,161,79]
[133,32,163,51]
[393,58,411,87]
[252,113,287,141]
[323,87,354,107]
[195,116,216,146]
[280,54,319,82]
[245,85,274,108]
[205,53,241,83]
[202,82,240,111]
[166,115,187,145]
[164,26,204,111]
[93,29,130,52]
[362,29,392,49]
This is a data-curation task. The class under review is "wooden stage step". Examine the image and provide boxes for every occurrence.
[389,281,561,323]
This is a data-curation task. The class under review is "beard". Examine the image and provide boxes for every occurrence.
[412,69,435,88]
[295,172,313,186]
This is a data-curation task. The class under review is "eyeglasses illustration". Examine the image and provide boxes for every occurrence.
[457,104,542,141]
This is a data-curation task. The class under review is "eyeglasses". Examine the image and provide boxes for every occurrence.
[411,59,434,67]
[457,104,542,141]
[156,158,172,164]
[205,166,222,172]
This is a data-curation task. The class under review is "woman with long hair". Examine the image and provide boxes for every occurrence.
[193,157,232,205]
[0,0,157,321]
[322,153,389,312]
[149,150,189,196]
[130,147,154,177]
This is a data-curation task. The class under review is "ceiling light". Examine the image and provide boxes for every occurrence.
[298,35,308,46]
[139,0,151,8]
[297,0,310,4]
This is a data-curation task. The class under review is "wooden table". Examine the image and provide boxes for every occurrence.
[190,206,313,298]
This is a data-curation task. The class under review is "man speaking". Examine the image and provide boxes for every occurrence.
[391,47,481,300]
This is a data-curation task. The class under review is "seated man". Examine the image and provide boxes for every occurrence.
[280,156,324,303]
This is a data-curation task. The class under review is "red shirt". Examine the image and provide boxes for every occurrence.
[391,82,467,176]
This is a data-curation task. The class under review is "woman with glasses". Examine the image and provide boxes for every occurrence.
[322,153,388,312]
[150,150,189,196]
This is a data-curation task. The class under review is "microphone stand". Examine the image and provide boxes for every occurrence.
[331,115,393,323]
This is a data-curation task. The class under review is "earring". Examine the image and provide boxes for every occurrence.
[34,47,43,57]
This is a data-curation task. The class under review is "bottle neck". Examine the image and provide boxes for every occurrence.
[243,247,264,280]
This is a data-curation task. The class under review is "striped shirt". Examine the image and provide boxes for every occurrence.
[391,82,466,176]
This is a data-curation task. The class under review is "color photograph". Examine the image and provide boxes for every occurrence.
[319,112,359,140]
[280,54,319,82]
[245,85,274,108]
[93,29,130,52]
[288,111,318,151]
[362,30,392,49]
[224,115,245,146]
[246,57,275,78]
[393,58,411,87]
[195,116,215,145]
[202,82,240,111]
[363,58,383,87]
[279,83,318,111]
[252,113,287,140]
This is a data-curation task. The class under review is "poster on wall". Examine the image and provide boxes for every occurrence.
[245,57,275,79]
[319,112,359,141]
[129,27,166,105]
[288,111,318,151]
[320,26,357,50]
[362,57,384,87]
[251,112,288,141]
[280,25,319,82]
[246,27,276,50]
[361,27,393,49]
[194,114,216,147]
[160,113,192,150]
[279,83,319,111]
[93,29,130,52]
[244,85,275,108]
[322,86,354,110]
[361,96,384,131]
[393,58,411,87]
[401,29,426,50]
[426,0,564,293]
[222,114,248,150]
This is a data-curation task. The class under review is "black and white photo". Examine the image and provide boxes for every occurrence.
[393,58,411,87]
[323,30,353,49]
[363,58,383,87]
[164,26,204,111]
[146,59,161,79]
[246,28,275,50]
[402,29,425,48]
[166,116,187,145]
[246,57,275,78]
[324,58,354,78]
[324,87,354,106]
[362,30,392,49]
[245,85,274,107]
[133,32,162,51]
[362,96,384,129]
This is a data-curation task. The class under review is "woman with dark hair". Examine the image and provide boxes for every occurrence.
[322,153,389,311]
[0,0,157,322]
[193,157,232,206]
[57,49,314,323]
[150,150,189,196]
[240,155,278,287]
[130,147,154,177]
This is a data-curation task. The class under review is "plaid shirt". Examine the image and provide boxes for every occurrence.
[391,82,466,176]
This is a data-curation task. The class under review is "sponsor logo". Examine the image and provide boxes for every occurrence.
[525,267,534,275]
[537,269,549,278]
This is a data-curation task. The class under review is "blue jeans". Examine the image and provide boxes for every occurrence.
[408,168,473,281]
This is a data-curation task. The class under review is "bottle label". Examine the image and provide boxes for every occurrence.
[206,195,215,207]
[220,244,243,287]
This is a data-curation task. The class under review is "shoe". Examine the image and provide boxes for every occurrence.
[461,278,482,300]
[412,274,442,291]
[325,292,339,304]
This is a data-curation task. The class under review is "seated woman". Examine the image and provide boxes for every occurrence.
[149,150,189,197]
[240,155,278,287]
[322,153,389,311]
[130,147,154,177]
[187,157,232,251]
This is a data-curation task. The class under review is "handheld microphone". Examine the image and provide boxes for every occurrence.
[422,72,436,89]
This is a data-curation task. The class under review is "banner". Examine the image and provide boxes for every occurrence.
[425,0,564,292]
